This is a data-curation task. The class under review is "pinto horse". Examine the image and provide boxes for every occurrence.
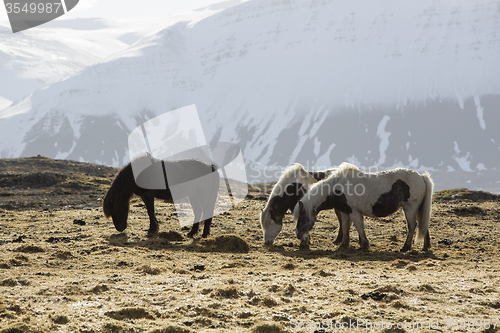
[259,163,343,244]
[103,154,220,238]
[294,163,433,252]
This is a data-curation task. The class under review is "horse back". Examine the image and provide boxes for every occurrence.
[344,168,426,217]
[132,158,217,202]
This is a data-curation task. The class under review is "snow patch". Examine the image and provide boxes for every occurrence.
[452,141,472,172]
[473,95,486,130]
[408,154,418,168]
[315,142,336,169]
[346,155,362,168]
[376,115,391,166]
[0,97,32,120]
[313,137,321,156]
[0,96,12,111]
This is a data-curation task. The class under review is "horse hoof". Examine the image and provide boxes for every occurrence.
[339,244,349,250]
[187,232,195,238]
[147,230,158,238]
[201,233,209,238]
[400,246,410,252]
[299,241,310,250]
[361,246,369,252]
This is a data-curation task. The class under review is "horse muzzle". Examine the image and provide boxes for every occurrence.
[295,228,308,242]
[112,217,127,232]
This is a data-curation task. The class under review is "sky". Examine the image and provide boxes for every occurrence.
[0,0,228,25]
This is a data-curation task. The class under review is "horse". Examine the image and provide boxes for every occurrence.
[259,163,343,244]
[103,153,220,238]
[294,162,433,252]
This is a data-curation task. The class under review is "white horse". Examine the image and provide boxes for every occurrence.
[259,163,343,244]
[294,163,433,252]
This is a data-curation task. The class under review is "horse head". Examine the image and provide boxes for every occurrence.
[102,187,129,232]
[111,204,128,232]
[294,201,316,241]
[260,207,283,244]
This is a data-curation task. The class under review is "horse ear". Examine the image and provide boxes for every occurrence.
[299,201,304,210]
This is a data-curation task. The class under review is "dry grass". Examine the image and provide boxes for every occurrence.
[0,157,499,332]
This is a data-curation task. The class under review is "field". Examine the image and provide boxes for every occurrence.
[0,156,499,333]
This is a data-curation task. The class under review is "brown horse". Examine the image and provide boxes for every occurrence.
[103,154,220,238]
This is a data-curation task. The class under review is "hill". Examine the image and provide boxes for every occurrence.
[0,155,117,211]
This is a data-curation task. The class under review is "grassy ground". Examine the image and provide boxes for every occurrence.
[0,156,499,333]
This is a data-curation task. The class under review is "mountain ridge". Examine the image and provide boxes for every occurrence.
[0,0,499,192]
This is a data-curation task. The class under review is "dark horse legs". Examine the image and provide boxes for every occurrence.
[186,196,212,238]
[186,218,212,238]
[141,193,159,236]
[142,193,211,238]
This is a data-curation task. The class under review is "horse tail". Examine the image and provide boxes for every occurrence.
[417,171,434,240]
[211,163,220,193]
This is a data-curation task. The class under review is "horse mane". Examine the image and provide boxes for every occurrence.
[102,162,136,218]
[296,162,360,218]
[336,162,360,174]
[268,164,313,201]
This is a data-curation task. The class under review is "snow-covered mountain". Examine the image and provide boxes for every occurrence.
[1,0,499,192]
[0,17,175,109]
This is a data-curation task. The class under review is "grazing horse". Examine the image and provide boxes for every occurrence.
[103,154,220,238]
[294,163,433,252]
[259,163,343,244]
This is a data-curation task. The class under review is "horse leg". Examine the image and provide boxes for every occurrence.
[350,211,369,251]
[187,199,202,238]
[423,230,431,251]
[199,173,218,239]
[333,209,343,244]
[339,212,351,249]
[141,194,158,237]
[401,206,418,252]
[201,217,212,238]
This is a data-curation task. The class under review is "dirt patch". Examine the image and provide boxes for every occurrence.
[198,234,250,253]
[434,188,500,201]
[158,231,184,241]
[451,205,486,216]
[14,245,45,253]
[105,307,156,320]
[149,326,194,333]
[212,286,240,299]
[137,264,163,275]
[252,323,286,333]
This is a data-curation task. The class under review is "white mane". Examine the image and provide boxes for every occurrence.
[294,162,360,219]
[336,162,360,174]
[267,163,316,201]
